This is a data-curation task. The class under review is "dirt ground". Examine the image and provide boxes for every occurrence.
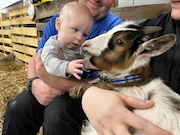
[0,53,27,134]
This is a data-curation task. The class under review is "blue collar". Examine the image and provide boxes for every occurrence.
[100,75,141,84]
[80,70,100,79]
[80,70,141,84]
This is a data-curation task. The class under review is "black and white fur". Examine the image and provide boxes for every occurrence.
[69,21,180,135]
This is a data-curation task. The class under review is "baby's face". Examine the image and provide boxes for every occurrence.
[58,13,92,50]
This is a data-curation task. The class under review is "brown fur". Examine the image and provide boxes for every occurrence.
[69,29,155,98]
[69,22,180,135]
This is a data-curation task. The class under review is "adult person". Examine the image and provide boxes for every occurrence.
[2,0,172,135]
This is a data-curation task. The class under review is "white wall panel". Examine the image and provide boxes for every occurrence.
[118,0,134,7]
[0,0,22,9]
[134,0,169,6]
[118,0,169,7]
[0,2,22,13]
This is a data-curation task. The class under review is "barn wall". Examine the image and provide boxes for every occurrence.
[118,0,169,7]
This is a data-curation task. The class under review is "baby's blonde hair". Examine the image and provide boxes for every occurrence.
[60,1,93,24]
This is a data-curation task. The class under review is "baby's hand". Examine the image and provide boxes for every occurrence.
[66,59,84,80]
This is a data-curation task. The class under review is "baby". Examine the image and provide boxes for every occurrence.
[41,1,95,80]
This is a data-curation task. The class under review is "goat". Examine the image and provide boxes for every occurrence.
[69,21,180,135]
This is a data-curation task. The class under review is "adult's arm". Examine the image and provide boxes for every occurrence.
[27,52,80,106]
[82,86,173,135]
[35,49,82,90]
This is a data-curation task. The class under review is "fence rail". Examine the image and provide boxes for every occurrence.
[0,5,38,63]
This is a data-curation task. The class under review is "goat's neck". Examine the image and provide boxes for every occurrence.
[100,65,152,87]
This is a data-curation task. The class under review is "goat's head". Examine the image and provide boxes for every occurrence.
[81,21,176,77]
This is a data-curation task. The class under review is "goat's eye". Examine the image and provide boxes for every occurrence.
[116,39,123,45]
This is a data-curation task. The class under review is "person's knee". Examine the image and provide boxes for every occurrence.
[4,94,29,119]
[5,99,20,118]
[4,90,40,119]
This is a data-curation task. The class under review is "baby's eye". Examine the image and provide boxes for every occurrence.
[72,28,78,32]
[83,33,87,37]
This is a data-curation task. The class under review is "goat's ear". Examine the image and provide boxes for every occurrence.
[143,26,162,34]
[135,34,176,57]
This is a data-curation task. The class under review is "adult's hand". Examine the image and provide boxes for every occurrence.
[31,78,65,106]
[82,86,173,135]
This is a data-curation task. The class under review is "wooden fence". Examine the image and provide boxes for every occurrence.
[0,5,38,63]
[9,5,38,63]
[0,13,12,54]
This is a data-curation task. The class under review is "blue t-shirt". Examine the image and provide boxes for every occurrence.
[36,12,123,52]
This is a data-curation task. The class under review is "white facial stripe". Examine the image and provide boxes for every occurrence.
[82,21,139,57]
[82,33,113,56]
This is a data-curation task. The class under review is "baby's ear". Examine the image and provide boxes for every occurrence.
[55,17,61,30]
